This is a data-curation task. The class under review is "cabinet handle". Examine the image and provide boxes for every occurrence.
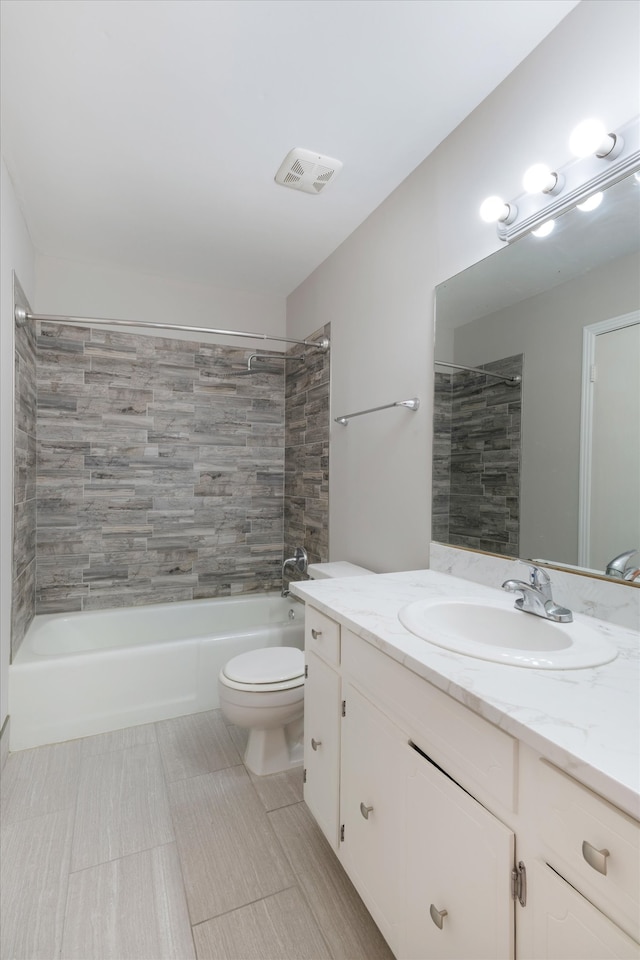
[311,738,322,751]
[360,802,373,820]
[429,904,448,930]
[582,840,610,876]
[311,628,322,639]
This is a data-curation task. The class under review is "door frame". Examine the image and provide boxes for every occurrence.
[578,310,639,568]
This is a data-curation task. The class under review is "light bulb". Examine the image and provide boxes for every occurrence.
[577,192,603,212]
[522,164,557,194]
[479,195,509,223]
[479,196,516,224]
[569,118,615,158]
[532,220,555,238]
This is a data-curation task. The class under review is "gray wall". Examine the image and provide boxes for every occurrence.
[286,0,640,574]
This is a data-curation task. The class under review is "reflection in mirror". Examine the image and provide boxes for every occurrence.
[433,172,640,583]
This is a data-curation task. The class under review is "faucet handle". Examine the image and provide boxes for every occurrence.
[520,563,550,589]
[606,549,638,578]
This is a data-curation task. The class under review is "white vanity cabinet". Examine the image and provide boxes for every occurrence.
[403,742,515,959]
[340,681,407,951]
[303,608,342,849]
[301,603,640,960]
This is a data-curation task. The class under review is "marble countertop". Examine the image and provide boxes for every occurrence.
[291,569,640,820]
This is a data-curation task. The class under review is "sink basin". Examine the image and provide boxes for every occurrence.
[398,597,618,669]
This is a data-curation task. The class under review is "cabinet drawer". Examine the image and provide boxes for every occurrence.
[342,629,517,814]
[305,607,340,665]
[535,759,640,942]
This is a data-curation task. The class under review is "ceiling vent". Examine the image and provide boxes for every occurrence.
[275,148,343,195]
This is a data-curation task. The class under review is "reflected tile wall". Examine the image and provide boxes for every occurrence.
[283,324,330,589]
[35,323,286,612]
[434,354,523,557]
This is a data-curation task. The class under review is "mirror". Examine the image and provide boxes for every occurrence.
[433,171,640,582]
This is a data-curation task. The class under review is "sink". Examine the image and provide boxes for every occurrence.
[398,597,618,669]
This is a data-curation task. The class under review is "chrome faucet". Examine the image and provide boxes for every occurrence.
[605,549,638,580]
[281,546,309,597]
[502,565,573,623]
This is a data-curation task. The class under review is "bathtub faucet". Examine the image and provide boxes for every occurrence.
[281,547,308,597]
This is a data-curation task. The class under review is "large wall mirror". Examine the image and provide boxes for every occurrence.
[433,170,640,583]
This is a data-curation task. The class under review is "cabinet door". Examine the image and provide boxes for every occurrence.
[303,650,341,849]
[340,682,407,955]
[525,860,640,960]
[402,745,515,960]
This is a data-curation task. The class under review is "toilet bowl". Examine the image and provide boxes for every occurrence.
[218,646,305,776]
[218,562,373,777]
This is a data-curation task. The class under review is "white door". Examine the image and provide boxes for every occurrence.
[590,322,640,570]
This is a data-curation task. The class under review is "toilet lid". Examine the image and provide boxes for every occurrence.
[223,647,304,684]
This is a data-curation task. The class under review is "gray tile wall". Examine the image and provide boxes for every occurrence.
[35,323,287,612]
[12,283,37,656]
[283,324,330,590]
[432,371,452,544]
[433,355,522,557]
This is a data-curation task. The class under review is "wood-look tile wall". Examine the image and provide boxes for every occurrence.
[433,354,522,557]
[283,323,330,589]
[12,297,37,656]
[34,323,287,613]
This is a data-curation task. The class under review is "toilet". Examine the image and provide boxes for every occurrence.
[218,561,373,776]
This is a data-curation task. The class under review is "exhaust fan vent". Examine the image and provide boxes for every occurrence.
[275,148,343,195]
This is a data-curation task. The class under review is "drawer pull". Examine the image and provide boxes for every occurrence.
[429,904,448,930]
[360,802,374,820]
[311,628,323,639]
[311,738,322,751]
[582,840,610,875]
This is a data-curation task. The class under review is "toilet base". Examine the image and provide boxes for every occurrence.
[243,716,304,777]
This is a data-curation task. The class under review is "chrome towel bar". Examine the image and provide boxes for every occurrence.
[335,397,419,425]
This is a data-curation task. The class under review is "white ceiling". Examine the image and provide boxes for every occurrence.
[1,0,579,297]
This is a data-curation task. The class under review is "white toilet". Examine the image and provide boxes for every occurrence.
[218,561,373,776]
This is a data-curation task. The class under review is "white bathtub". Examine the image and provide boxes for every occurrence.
[8,594,305,751]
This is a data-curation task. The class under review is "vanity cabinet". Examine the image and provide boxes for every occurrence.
[403,742,515,959]
[303,608,342,849]
[302,603,640,960]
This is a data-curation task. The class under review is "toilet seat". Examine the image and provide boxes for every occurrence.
[220,646,304,693]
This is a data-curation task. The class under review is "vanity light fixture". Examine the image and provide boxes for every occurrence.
[479,114,639,243]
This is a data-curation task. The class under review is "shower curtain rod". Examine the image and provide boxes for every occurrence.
[435,360,521,385]
[14,306,330,353]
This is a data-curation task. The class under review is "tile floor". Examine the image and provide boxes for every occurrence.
[0,710,394,960]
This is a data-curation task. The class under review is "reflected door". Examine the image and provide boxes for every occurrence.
[580,315,640,571]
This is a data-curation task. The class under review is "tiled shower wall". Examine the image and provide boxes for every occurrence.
[12,286,37,657]
[283,323,330,589]
[11,318,330,633]
[35,323,289,612]
[432,354,522,557]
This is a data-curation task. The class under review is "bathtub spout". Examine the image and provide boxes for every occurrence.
[281,547,308,596]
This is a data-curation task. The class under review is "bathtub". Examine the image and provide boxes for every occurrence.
[8,594,304,751]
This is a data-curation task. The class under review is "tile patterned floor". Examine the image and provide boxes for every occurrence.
[0,711,394,960]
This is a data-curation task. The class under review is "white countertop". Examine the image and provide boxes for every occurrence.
[291,569,640,820]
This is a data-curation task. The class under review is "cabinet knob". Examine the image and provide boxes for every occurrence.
[429,904,448,930]
[582,840,610,875]
[359,802,374,820]
[311,738,322,751]
[311,628,322,639]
